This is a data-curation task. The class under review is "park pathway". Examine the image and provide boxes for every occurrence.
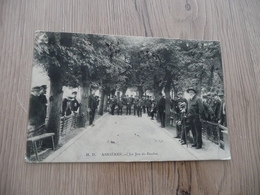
[44,113,229,162]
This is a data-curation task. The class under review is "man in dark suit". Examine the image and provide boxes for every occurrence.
[157,93,166,128]
[126,95,132,115]
[186,88,204,149]
[38,85,48,124]
[117,97,123,115]
[29,86,44,127]
[146,96,152,116]
[70,91,80,114]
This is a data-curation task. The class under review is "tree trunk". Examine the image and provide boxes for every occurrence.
[104,93,108,112]
[122,88,127,97]
[137,85,143,98]
[164,75,172,127]
[46,70,63,147]
[208,64,215,91]
[197,72,203,96]
[98,89,105,115]
[111,89,116,97]
[78,66,91,127]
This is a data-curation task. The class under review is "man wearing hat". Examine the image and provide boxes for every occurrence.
[174,91,188,139]
[186,88,204,149]
[157,92,166,128]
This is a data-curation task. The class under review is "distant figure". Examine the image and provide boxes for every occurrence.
[146,96,152,116]
[150,99,157,120]
[133,96,137,116]
[136,98,143,117]
[126,95,132,115]
[110,96,117,115]
[142,97,147,113]
[117,97,123,115]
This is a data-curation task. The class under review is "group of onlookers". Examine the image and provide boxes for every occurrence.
[172,88,226,149]
[29,84,227,150]
[107,95,156,117]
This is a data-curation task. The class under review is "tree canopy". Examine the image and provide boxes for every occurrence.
[34,32,224,97]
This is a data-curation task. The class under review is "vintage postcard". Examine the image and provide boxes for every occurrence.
[25,31,231,162]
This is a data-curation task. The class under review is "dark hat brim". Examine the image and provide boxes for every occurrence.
[186,88,197,94]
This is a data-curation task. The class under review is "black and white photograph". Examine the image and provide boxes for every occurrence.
[26,31,230,162]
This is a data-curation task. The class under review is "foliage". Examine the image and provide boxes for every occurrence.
[34,32,224,96]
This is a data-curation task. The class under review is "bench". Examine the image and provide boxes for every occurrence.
[27,125,55,161]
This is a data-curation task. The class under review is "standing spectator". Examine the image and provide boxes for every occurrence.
[158,93,166,128]
[126,95,132,115]
[70,91,80,114]
[150,99,157,120]
[62,96,73,117]
[133,96,138,116]
[88,90,98,126]
[174,91,188,138]
[38,85,48,124]
[110,96,117,115]
[117,97,123,115]
[146,96,152,116]
[137,98,143,117]
[201,94,213,121]
[70,91,80,127]
[186,88,204,149]
[142,96,147,114]
[212,93,222,122]
[29,86,44,127]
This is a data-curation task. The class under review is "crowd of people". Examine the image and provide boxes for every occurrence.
[105,88,226,150]
[171,88,226,149]
[29,84,226,150]
[28,86,100,128]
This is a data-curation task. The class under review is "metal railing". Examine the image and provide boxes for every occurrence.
[201,119,228,149]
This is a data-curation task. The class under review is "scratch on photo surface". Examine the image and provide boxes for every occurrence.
[16,93,28,113]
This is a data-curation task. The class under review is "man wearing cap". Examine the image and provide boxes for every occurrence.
[70,91,80,114]
[174,91,188,139]
[62,96,73,116]
[186,88,204,149]
[29,86,44,126]
[70,91,80,127]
